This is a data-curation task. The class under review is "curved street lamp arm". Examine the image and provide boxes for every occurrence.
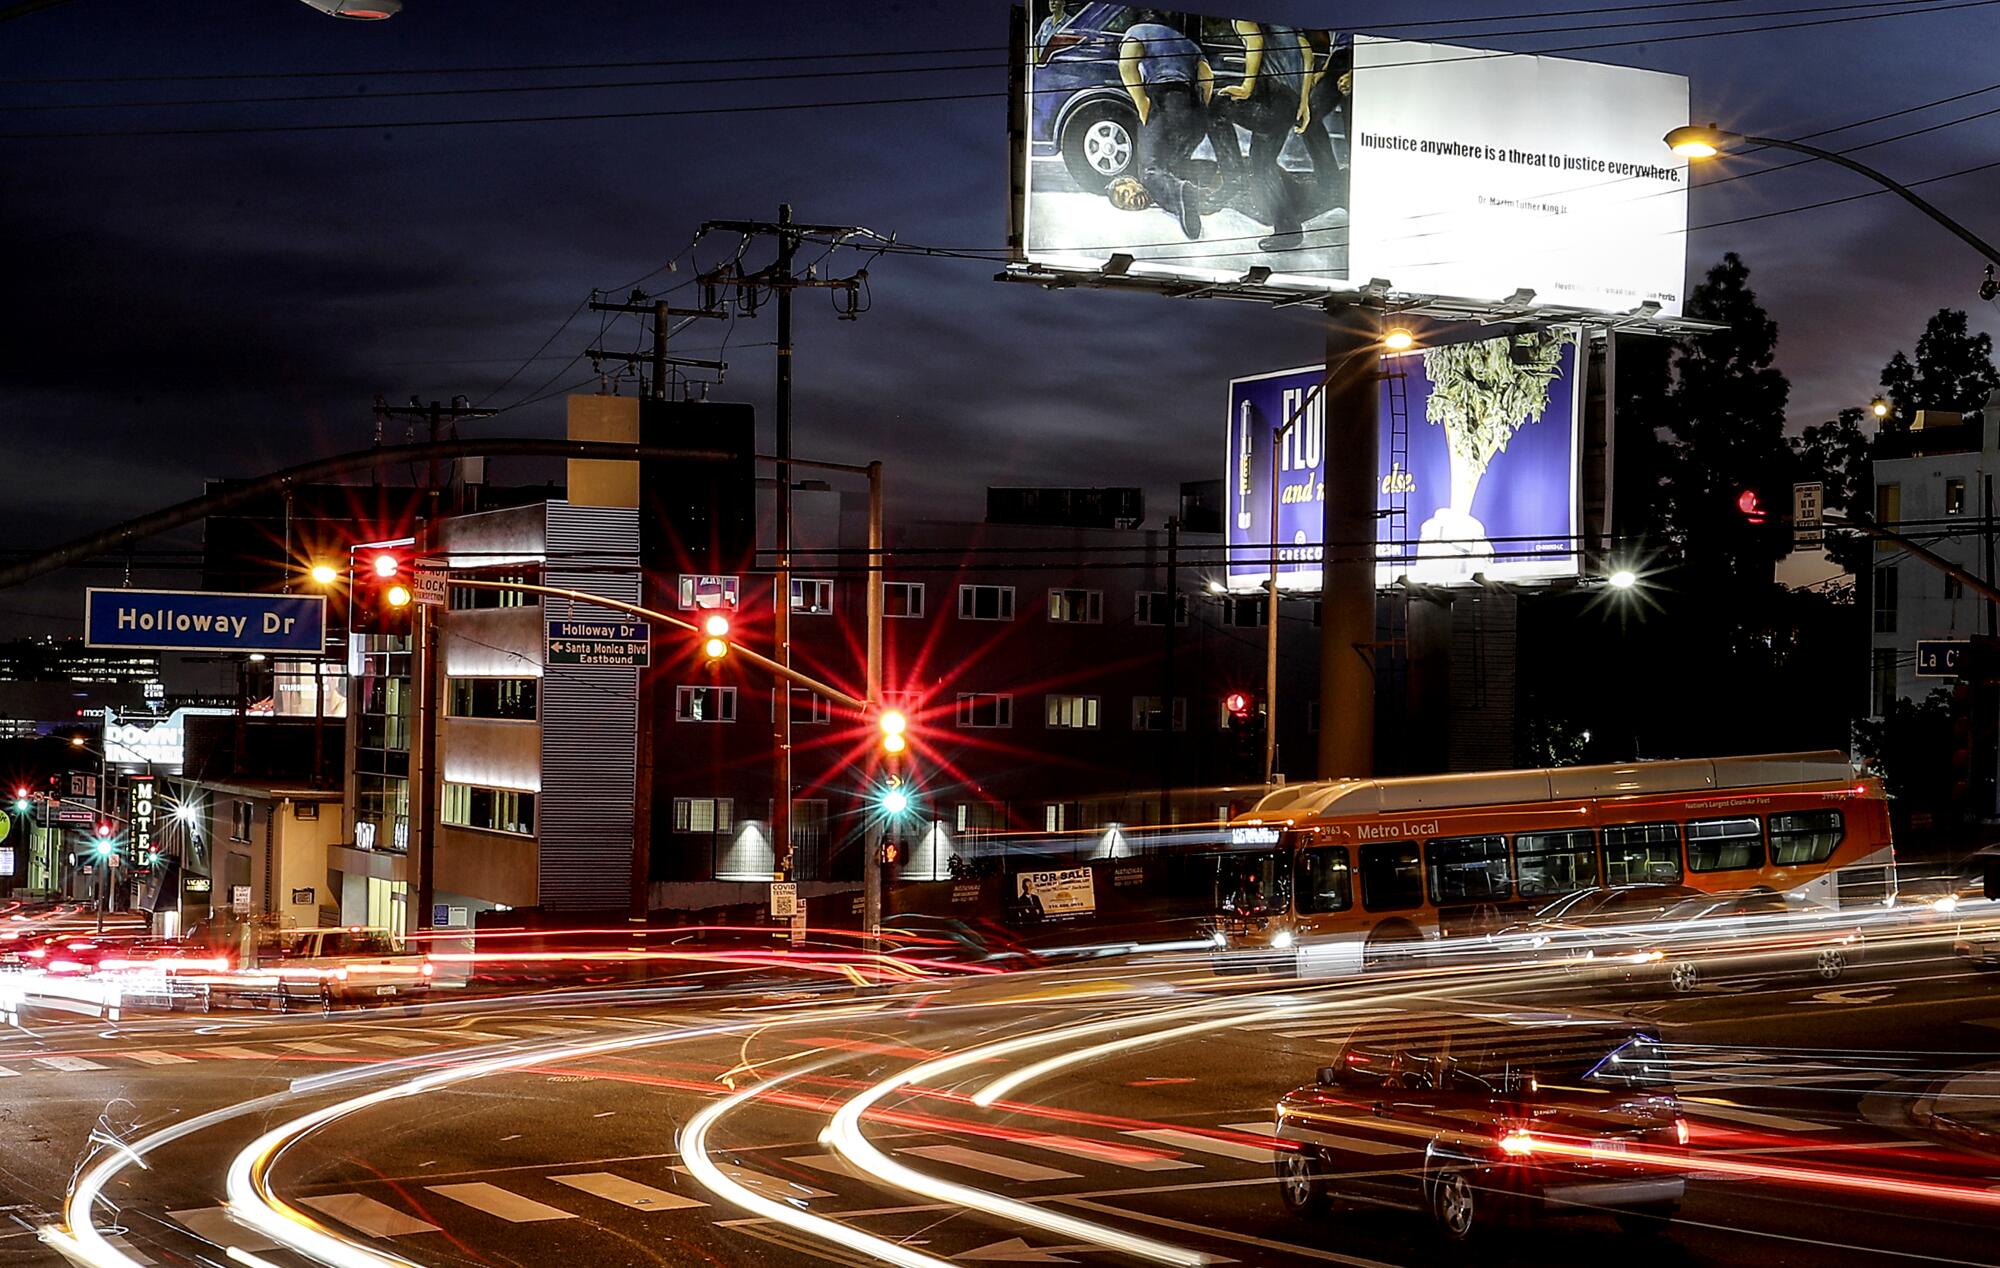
[1743,133,2000,268]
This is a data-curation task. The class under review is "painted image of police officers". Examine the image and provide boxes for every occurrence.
[1090,9,1351,255]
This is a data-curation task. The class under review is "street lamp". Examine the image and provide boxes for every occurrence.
[1871,397,1891,420]
[1665,124,2000,272]
[1607,568,1639,591]
[1382,327,1416,352]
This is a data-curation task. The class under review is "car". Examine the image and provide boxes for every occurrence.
[1559,890,1862,993]
[1273,1013,1687,1240]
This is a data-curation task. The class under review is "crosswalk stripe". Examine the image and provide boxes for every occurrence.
[1020,1135,1199,1171]
[169,1206,280,1251]
[204,1046,268,1060]
[671,1163,833,1200]
[900,1145,1081,1183]
[551,1172,706,1211]
[426,1182,575,1222]
[0,1065,19,1077]
[103,1234,155,1265]
[508,1023,578,1036]
[123,1050,195,1066]
[1683,1101,1836,1133]
[300,1193,441,1238]
[1223,1121,1277,1136]
[1123,1128,1276,1163]
[276,1041,354,1056]
[36,1055,106,1071]
[347,1035,434,1050]
[786,1153,867,1179]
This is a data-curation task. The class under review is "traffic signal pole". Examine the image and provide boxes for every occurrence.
[863,461,885,950]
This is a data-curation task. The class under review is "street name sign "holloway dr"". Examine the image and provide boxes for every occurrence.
[545,618,651,668]
[86,588,326,654]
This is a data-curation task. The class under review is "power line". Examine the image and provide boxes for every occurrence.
[5,0,1996,141]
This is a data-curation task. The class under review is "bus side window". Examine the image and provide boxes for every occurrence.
[1296,846,1353,914]
[1359,842,1423,912]
[1686,816,1765,872]
[1515,829,1598,898]
[1425,835,1510,906]
[1603,822,1683,885]
[1769,810,1842,865]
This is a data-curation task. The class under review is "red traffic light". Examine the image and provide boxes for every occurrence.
[352,548,415,636]
[701,613,730,660]
[371,552,402,578]
[1224,691,1251,718]
[1737,489,1767,524]
[95,821,113,838]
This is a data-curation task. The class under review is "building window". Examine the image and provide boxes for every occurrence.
[672,797,734,834]
[676,685,738,722]
[791,578,834,614]
[1131,695,1187,731]
[231,800,253,842]
[447,677,538,721]
[885,582,925,618]
[1047,588,1104,624]
[1135,592,1190,626]
[677,575,740,610]
[958,585,1016,621]
[1873,566,1898,633]
[1870,648,1898,717]
[1222,595,1268,627]
[1044,694,1100,729]
[1948,478,1967,516]
[442,783,535,836]
[1948,572,1965,600]
[956,693,1013,728]
[772,687,831,725]
[449,567,540,610]
[1875,482,1900,553]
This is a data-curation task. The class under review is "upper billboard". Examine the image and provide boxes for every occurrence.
[1020,7,1689,315]
[1225,328,1582,591]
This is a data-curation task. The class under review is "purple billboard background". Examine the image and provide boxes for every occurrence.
[1224,335,1580,590]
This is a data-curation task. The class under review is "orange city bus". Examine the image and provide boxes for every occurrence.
[1209,751,1895,975]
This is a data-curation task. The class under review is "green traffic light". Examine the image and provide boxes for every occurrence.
[881,787,911,816]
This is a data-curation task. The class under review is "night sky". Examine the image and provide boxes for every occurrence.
[3,0,1997,636]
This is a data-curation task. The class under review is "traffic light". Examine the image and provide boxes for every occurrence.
[1225,691,1252,722]
[351,550,414,635]
[879,707,908,755]
[1736,489,1768,525]
[702,613,730,661]
[880,840,901,867]
[92,821,117,860]
[879,776,911,817]
[11,787,28,813]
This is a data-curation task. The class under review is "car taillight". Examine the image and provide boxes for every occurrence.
[421,960,434,977]
[333,967,350,982]
[1674,1118,1690,1146]
[1497,1128,1537,1156]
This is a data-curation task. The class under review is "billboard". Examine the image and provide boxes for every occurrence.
[1225,328,1581,590]
[1019,7,1688,315]
[1016,867,1097,919]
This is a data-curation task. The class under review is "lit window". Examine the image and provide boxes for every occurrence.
[676,685,738,723]
[441,782,536,836]
[1047,588,1103,623]
[884,582,925,618]
[1947,478,1967,516]
[447,677,538,720]
[956,693,1013,728]
[1044,694,1100,729]
[672,797,735,834]
[958,585,1016,621]
[677,575,740,610]
[791,578,834,615]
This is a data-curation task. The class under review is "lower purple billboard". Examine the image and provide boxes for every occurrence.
[1224,328,1581,590]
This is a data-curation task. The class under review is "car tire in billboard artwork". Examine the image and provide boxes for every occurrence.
[1061,101,1137,191]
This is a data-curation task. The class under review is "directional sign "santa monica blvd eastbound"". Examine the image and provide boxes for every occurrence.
[545,618,651,668]
[86,588,326,654]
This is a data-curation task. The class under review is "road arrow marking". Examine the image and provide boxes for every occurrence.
[1797,986,1894,1005]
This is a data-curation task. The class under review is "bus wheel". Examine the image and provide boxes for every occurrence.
[1814,948,1845,980]
[1667,961,1701,993]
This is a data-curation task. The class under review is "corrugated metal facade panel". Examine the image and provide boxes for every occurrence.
[1448,592,1517,773]
[538,502,641,910]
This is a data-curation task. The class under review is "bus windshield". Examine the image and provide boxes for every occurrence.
[1217,850,1291,917]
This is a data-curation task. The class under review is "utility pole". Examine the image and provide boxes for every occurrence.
[697,208,883,880]
[585,292,728,400]
[1319,311,1383,779]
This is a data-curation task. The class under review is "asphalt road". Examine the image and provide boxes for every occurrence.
[6,939,2000,1268]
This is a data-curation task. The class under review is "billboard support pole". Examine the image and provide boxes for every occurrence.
[1318,311,1381,779]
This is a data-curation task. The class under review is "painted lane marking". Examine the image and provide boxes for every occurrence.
[167,1206,280,1252]
[122,1050,194,1066]
[1020,1136,1199,1172]
[899,1146,1081,1184]
[425,1182,575,1223]
[274,1042,353,1056]
[35,1056,106,1071]
[1682,1101,1837,1133]
[550,1171,706,1211]
[298,1192,442,1238]
[671,1163,834,1201]
[346,1035,433,1050]
[1122,1129,1274,1163]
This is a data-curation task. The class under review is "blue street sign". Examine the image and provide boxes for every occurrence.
[1917,639,1970,678]
[86,588,326,654]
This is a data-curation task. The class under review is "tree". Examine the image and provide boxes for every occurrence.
[1661,252,1793,585]
[1792,405,1872,574]
[1879,308,1999,426]
[1852,687,1958,817]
